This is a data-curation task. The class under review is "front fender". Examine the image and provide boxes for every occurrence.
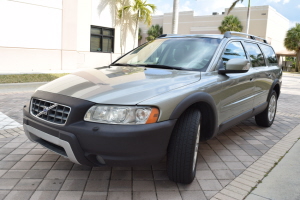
[169,92,219,140]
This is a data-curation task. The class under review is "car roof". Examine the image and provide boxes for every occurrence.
[159,34,224,39]
[159,31,270,46]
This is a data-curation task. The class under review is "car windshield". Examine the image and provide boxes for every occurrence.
[114,37,221,71]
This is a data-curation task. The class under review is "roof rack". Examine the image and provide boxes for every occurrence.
[224,31,268,44]
[158,34,168,38]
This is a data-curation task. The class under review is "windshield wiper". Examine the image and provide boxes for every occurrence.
[112,63,140,67]
[112,63,183,70]
[143,64,183,70]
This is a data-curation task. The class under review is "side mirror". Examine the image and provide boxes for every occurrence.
[218,58,250,74]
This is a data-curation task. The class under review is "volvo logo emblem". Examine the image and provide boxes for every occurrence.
[36,104,58,117]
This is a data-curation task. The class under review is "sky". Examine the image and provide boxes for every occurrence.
[147,0,300,28]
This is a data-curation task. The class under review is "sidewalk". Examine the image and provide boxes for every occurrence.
[245,124,300,200]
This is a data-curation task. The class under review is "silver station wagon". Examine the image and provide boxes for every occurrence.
[23,31,282,184]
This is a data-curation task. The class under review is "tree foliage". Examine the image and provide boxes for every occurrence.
[131,0,156,26]
[218,15,243,34]
[119,0,156,48]
[99,0,132,55]
[228,0,251,34]
[138,28,143,41]
[146,24,163,41]
[284,23,300,72]
[228,0,246,14]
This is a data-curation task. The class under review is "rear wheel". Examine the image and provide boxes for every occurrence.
[167,107,201,184]
[255,90,277,127]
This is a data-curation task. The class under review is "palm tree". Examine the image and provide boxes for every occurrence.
[117,0,126,55]
[138,28,143,41]
[172,0,179,34]
[120,0,156,48]
[218,15,243,34]
[284,23,300,72]
[228,0,251,34]
[146,24,163,41]
[117,0,135,55]
[98,0,123,54]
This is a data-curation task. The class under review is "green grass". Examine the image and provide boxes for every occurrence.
[0,73,69,84]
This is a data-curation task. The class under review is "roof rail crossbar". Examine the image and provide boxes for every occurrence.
[224,31,268,44]
[249,35,255,40]
[158,34,181,38]
[158,34,168,38]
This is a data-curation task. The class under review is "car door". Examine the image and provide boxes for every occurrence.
[243,42,273,107]
[218,41,255,124]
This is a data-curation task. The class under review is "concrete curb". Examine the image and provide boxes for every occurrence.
[211,123,300,200]
[0,82,48,86]
[0,70,77,75]
[0,82,47,94]
[277,112,300,118]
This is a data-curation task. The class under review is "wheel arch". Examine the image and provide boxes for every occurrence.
[268,79,281,100]
[169,92,219,140]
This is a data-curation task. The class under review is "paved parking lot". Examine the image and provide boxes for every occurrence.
[0,73,300,200]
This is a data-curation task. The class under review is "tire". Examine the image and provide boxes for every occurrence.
[255,90,277,127]
[167,107,201,184]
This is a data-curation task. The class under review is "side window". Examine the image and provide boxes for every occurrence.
[260,45,278,66]
[243,43,266,67]
[222,42,247,67]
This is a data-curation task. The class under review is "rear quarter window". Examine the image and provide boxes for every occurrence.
[259,45,278,66]
[243,42,266,67]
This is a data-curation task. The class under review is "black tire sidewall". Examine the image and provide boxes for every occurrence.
[167,108,201,184]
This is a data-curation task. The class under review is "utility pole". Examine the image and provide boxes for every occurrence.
[172,0,179,34]
[246,0,251,34]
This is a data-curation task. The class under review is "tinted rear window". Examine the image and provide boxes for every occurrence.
[244,42,266,67]
[260,45,278,66]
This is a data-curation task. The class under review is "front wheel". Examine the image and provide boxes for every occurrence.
[167,107,201,184]
[255,90,277,127]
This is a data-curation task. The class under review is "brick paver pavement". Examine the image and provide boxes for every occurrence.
[0,73,299,200]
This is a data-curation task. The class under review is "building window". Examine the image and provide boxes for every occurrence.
[90,26,114,53]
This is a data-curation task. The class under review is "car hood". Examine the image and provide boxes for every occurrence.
[37,66,200,105]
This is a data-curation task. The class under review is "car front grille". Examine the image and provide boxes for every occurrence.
[30,98,71,125]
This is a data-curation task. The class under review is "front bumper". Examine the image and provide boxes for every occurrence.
[23,91,176,166]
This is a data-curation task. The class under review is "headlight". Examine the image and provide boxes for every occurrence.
[84,105,159,124]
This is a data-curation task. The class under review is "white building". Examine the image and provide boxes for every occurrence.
[140,6,290,54]
[0,0,137,72]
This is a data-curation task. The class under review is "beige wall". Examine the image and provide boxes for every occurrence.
[0,47,62,71]
[265,6,289,52]
[140,5,289,53]
[0,0,63,72]
[0,0,136,72]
